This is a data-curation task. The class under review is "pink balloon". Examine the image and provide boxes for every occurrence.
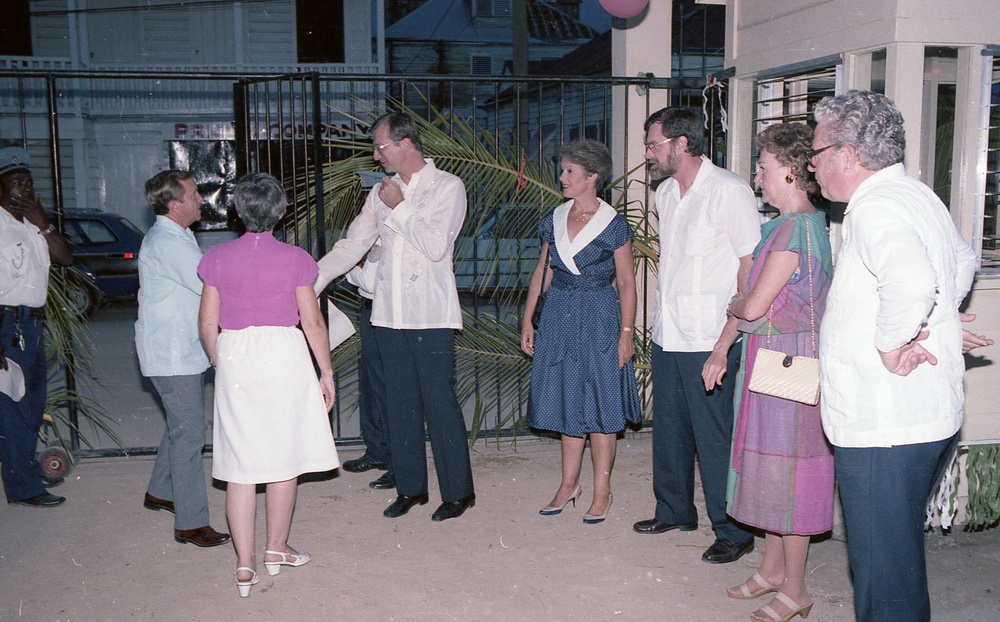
[599,0,649,19]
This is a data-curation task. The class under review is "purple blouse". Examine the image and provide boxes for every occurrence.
[198,232,318,330]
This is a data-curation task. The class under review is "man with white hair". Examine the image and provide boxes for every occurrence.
[810,90,979,621]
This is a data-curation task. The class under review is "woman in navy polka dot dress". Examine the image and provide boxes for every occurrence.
[520,139,642,524]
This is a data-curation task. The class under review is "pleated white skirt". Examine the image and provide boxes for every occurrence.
[211,326,339,484]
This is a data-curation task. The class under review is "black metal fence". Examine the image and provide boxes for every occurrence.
[1,69,726,459]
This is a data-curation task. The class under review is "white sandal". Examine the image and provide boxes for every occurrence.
[263,549,312,576]
[235,567,259,598]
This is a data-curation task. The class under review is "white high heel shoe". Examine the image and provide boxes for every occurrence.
[235,567,259,598]
[263,549,312,576]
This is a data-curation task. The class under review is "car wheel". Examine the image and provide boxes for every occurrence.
[62,278,101,318]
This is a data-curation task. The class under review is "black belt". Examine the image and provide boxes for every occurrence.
[0,305,45,318]
[361,297,373,310]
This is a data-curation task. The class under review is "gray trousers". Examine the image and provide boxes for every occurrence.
[146,374,210,530]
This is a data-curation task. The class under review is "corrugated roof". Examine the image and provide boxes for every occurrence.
[387,0,598,44]
[527,0,598,41]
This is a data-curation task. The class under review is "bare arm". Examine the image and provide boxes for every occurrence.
[614,241,636,369]
[520,242,551,357]
[728,250,798,321]
[198,284,221,366]
[296,285,336,412]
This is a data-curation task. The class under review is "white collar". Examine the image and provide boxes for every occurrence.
[552,199,616,275]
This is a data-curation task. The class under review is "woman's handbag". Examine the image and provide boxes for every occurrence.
[746,220,821,406]
[530,250,552,330]
[747,348,820,405]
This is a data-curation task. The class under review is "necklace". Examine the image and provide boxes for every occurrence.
[571,206,598,222]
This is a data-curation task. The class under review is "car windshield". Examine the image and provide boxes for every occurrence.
[64,218,118,246]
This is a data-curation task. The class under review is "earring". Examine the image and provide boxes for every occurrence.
[785,174,795,184]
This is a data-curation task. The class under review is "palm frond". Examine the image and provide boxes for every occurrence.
[455,309,531,446]
[43,387,121,449]
[43,267,123,448]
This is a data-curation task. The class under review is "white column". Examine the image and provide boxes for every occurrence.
[950,45,985,239]
[611,1,673,185]
[884,42,927,179]
[610,1,673,336]
[727,76,755,182]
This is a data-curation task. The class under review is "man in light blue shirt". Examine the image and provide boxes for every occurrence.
[135,170,229,548]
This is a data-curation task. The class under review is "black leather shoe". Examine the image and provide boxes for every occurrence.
[702,538,755,564]
[144,492,176,514]
[369,470,396,490]
[342,455,388,473]
[431,494,476,522]
[174,525,232,547]
[9,492,66,507]
[383,493,429,518]
[41,474,64,488]
[632,518,698,535]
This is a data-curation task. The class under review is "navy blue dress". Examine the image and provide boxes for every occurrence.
[528,211,642,436]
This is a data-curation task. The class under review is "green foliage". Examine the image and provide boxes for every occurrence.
[43,267,122,449]
[964,443,1000,530]
[455,308,531,445]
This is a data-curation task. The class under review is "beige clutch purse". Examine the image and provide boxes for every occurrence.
[747,348,820,405]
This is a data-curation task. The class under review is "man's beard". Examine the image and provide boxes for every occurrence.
[647,159,677,181]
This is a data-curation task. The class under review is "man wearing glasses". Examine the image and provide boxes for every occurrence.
[811,90,980,621]
[631,108,760,564]
[314,111,475,522]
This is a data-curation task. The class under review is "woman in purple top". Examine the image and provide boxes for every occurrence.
[198,173,339,598]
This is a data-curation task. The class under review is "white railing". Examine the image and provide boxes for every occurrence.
[0,56,75,71]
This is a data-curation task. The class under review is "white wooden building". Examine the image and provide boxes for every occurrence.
[0,0,379,231]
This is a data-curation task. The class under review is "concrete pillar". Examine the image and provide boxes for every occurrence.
[884,42,927,179]
[950,46,985,240]
[610,1,672,332]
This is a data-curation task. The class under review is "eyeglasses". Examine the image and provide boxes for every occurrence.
[644,137,675,152]
[373,140,398,154]
[806,143,840,162]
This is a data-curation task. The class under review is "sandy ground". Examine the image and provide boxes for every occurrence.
[2,435,999,622]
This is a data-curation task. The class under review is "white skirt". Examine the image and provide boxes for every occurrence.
[211,325,339,484]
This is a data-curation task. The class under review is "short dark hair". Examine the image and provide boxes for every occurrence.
[559,139,614,189]
[644,107,705,156]
[233,172,287,232]
[372,111,423,153]
[755,123,820,194]
[145,170,193,216]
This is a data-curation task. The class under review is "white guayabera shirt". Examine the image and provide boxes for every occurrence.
[315,159,466,331]
[819,164,978,448]
[651,156,761,352]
